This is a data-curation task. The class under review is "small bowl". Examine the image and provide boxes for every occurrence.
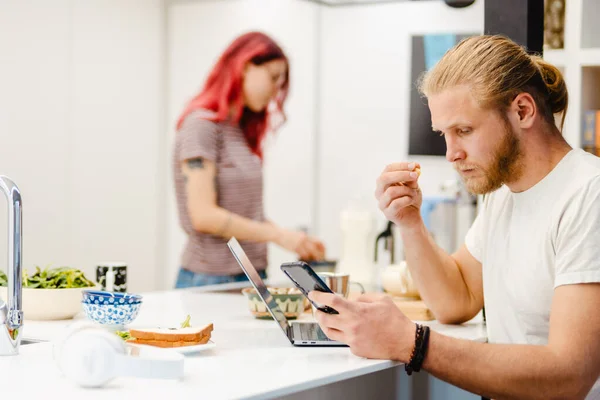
[82,290,142,305]
[81,301,142,327]
[242,287,307,320]
[381,261,420,299]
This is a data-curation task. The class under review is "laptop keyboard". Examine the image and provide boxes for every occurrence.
[298,323,331,341]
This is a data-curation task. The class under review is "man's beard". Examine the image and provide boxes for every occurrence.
[458,123,524,195]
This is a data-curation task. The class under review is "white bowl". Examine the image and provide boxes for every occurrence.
[0,286,93,321]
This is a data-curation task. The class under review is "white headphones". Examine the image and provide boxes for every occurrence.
[53,321,185,388]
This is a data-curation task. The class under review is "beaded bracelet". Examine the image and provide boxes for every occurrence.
[405,323,431,375]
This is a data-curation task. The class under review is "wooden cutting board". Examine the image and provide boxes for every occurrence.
[390,297,435,321]
[348,292,435,321]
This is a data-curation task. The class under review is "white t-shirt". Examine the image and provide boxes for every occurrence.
[465,149,600,397]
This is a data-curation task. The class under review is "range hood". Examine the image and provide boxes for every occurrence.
[301,0,410,5]
[301,0,476,7]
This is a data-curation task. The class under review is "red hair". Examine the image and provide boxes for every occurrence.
[176,31,289,159]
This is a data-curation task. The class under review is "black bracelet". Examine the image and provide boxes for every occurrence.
[405,324,421,375]
[413,325,430,373]
[405,324,431,375]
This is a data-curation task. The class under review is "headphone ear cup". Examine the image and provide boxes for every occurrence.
[55,322,185,386]
[58,327,126,388]
[53,320,99,363]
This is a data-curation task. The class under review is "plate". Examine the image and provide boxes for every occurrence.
[127,340,216,355]
[173,340,216,354]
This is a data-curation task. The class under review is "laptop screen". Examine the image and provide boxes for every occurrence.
[227,237,290,335]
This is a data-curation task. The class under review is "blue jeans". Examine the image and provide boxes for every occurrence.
[174,267,267,289]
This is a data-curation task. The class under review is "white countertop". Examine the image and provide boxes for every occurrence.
[0,284,487,399]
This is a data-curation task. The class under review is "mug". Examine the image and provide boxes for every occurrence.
[317,272,365,298]
[311,273,365,319]
[96,262,127,293]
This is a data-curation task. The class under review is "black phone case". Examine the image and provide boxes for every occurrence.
[280,262,339,315]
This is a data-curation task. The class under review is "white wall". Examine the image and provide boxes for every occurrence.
[0,0,484,293]
[0,1,71,274]
[165,0,319,287]
[68,0,164,293]
[317,1,485,261]
[0,0,164,293]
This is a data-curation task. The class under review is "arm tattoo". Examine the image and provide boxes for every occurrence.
[187,157,204,169]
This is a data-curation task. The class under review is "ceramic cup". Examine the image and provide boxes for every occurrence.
[318,272,365,298]
[311,272,365,319]
[96,262,127,293]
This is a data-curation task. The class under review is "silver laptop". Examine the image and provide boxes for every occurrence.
[227,237,347,347]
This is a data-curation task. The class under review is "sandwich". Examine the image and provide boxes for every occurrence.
[127,323,213,348]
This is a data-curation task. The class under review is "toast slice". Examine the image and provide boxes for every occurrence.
[129,324,213,342]
[127,335,211,348]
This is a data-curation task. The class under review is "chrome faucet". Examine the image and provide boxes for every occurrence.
[0,176,23,356]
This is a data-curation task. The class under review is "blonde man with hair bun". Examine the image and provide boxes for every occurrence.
[310,35,600,400]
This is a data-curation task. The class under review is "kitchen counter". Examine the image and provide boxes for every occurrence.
[0,282,487,399]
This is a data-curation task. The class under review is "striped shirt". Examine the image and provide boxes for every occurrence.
[172,110,267,275]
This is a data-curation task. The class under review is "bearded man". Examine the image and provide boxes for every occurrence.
[310,35,600,400]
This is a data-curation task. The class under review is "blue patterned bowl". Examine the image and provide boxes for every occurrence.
[81,301,142,326]
[82,290,142,305]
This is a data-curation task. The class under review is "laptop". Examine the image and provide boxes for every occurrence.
[227,237,347,347]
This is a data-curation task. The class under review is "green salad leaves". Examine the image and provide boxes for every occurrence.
[180,314,191,328]
[115,330,132,340]
[0,266,96,289]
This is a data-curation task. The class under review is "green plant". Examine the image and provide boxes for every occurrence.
[0,266,95,289]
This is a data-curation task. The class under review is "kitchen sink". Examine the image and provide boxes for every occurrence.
[21,338,46,346]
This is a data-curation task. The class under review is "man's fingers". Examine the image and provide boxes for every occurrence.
[381,170,420,186]
[376,167,421,199]
[318,324,345,343]
[380,185,415,208]
[315,308,346,332]
[356,293,389,303]
[309,291,351,313]
[378,185,417,211]
[383,162,421,173]
[388,196,414,214]
[308,290,335,305]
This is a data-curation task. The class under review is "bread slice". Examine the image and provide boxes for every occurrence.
[129,324,213,342]
[127,334,211,348]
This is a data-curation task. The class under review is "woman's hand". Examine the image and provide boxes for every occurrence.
[375,162,423,230]
[277,229,326,261]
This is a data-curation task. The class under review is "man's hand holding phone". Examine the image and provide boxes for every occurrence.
[280,261,339,314]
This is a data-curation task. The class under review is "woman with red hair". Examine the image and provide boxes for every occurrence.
[173,31,325,288]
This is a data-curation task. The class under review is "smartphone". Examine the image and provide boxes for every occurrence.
[280,261,339,314]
